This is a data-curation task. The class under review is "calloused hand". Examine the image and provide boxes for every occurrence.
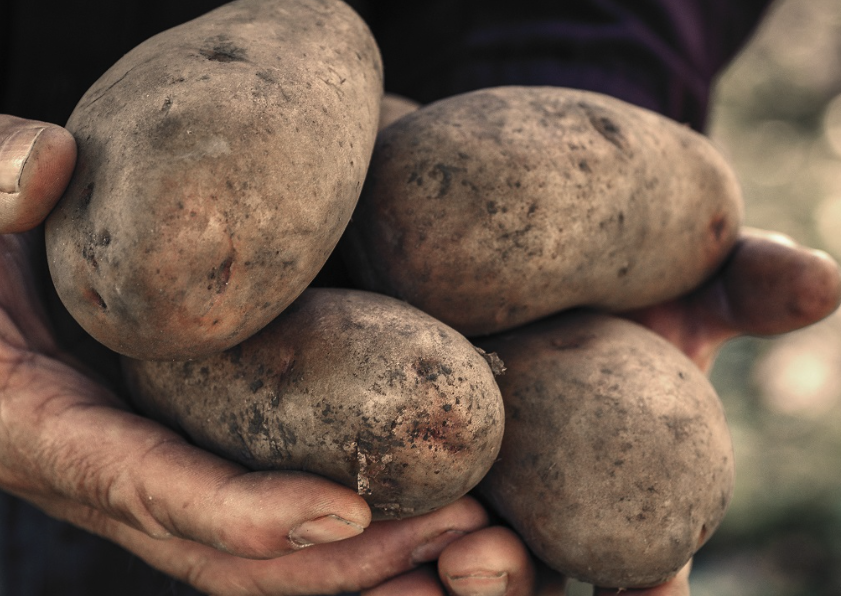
[0,114,496,596]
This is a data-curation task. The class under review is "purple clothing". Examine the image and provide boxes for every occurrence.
[0,1,771,594]
[352,0,774,130]
[1,1,772,129]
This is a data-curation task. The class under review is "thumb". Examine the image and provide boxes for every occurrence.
[0,115,76,233]
[717,227,841,335]
[623,228,841,372]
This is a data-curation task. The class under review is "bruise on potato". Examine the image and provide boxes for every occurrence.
[122,288,505,520]
[475,311,735,588]
[45,0,383,360]
[341,86,743,336]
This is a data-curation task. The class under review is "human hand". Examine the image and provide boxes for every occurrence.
[368,227,841,596]
[623,227,841,374]
[0,114,495,595]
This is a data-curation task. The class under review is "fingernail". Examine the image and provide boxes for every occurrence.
[447,572,509,596]
[411,529,467,564]
[0,126,45,194]
[288,515,365,548]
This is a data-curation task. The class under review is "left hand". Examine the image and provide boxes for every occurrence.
[366,227,841,596]
[623,227,841,374]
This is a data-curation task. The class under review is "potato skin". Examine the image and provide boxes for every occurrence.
[475,311,735,588]
[46,0,383,360]
[122,288,505,520]
[341,86,743,336]
[378,93,420,131]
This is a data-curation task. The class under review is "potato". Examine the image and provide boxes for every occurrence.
[378,93,420,130]
[475,311,735,588]
[45,0,383,360]
[121,288,505,520]
[341,86,743,336]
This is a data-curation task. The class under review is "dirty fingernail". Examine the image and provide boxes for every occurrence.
[411,529,467,564]
[447,572,509,596]
[288,515,364,548]
[0,126,44,193]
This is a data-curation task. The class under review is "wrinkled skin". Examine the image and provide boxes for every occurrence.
[1,114,839,595]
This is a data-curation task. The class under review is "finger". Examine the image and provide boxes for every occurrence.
[593,560,691,596]
[0,347,370,560]
[437,526,538,596]
[0,115,76,233]
[624,228,841,371]
[87,496,489,596]
[363,567,444,596]
[718,227,841,335]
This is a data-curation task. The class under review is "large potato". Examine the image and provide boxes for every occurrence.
[46,0,383,360]
[475,311,735,588]
[341,86,743,336]
[122,288,505,520]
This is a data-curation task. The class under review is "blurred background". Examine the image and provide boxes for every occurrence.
[569,0,841,594]
[695,0,841,593]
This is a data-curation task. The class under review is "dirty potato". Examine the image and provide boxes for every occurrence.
[122,288,505,520]
[341,86,743,336]
[46,0,383,360]
[475,311,735,588]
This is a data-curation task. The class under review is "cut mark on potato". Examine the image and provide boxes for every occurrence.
[356,447,371,496]
[84,288,107,310]
[207,255,234,294]
[343,439,372,496]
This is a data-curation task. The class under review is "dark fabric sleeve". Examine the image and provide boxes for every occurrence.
[0,0,229,125]
[3,0,773,130]
[350,0,774,130]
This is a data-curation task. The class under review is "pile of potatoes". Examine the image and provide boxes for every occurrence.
[44,0,779,589]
